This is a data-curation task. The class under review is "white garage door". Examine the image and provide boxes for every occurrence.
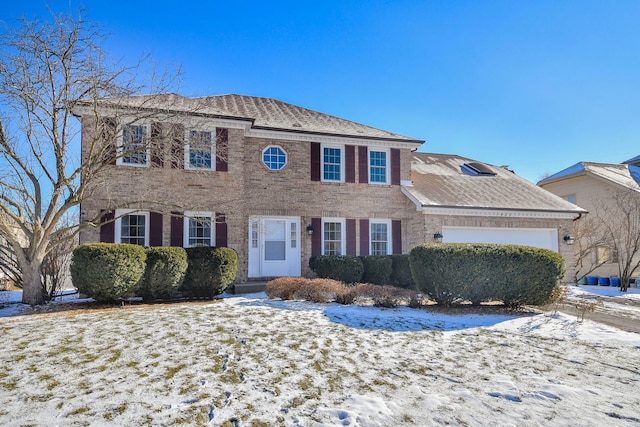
[442,226,559,251]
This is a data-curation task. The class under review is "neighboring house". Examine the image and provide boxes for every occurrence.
[403,153,585,282]
[75,94,582,283]
[538,156,640,281]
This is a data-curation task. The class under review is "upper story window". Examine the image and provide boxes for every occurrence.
[369,149,389,184]
[115,209,149,246]
[564,195,577,204]
[119,124,149,167]
[186,130,214,170]
[322,218,345,255]
[322,145,344,182]
[184,212,214,247]
[262,145,287,170]
[370,220,391,255]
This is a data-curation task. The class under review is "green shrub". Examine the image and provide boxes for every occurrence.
[389,254,416,289]
[409,243,565,308]
[309,255,364,284]
[181,247,238,298]
[360,256,392,285]
[71,243,147,303]
[139,247,188,302]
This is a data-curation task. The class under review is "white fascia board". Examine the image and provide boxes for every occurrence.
[246,128,421,150]
[400,186,424,211]
[420,206,580,219]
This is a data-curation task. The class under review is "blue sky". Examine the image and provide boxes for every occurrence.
[3,0,639,182]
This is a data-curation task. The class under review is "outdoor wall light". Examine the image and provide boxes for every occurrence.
[433,232,443,243]
[564,235,575,245]
[306,224,314,235]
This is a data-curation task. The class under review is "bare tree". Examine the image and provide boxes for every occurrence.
[0,11,182,304]
[572,214,610,282]
[593,189,640,292]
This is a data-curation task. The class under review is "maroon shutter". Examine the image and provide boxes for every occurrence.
[215,213,228,247]
[149,212,163,246]
[391,148,401,185]
[150,122,163,167]
[216,128,229,172]
[170,211,184,246]
[392,220,402,254]
[99,210,115,243]
[358,146,368,184]
[311,217,322,256]
[359,219,370,255]
[101,117,117,165]
[346,219,356,255]
[310,142,321,181]
[345,145,355,183]
[171,124,184,169]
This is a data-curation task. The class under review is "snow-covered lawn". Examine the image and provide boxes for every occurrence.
[0,287,638,426]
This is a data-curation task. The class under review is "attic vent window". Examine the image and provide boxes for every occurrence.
[462,162,496,176]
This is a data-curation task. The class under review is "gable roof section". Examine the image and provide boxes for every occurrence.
[538,161,640,193]
[88,93,423,144]
[404,152,585,214]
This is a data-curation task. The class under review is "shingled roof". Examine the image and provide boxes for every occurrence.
[404,152,585,214]
[94,93,423,144]
[538,161,640,192]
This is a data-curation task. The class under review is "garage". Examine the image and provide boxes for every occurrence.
[441,226,559,251]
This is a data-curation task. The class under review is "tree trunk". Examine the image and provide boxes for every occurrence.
[21,261,45,305]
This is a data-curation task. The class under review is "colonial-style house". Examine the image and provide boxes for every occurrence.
[76,94,583,283]
[538,156,640,281]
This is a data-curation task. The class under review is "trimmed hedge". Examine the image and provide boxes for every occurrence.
[71,243,147,302]
[309,255,364,283]
[409,243,565,308]
[139,247,188,302]
[389,254,416,289]
[360,256,392,285]
[181,247,238,298]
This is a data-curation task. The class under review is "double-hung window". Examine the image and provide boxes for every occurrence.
[119,124,149,166]
[370,220,391,255]
[184,212,214,247]
[322,145,344,182]
[115,209,149,246]
[322,218,345,255]
[369,149,389,184]
[186,130,214,170]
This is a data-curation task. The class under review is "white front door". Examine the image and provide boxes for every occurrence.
[248,216,301,278]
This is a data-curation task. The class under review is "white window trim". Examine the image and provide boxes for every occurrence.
[368,148,390,185]
[116,124,151,167]
[184,129,216,171]
[261,145,288,171]
[370,219,391,256]
[114,209,150,246]
[183,211,215,247]
[320,143,345,183]
[321,217,346,255]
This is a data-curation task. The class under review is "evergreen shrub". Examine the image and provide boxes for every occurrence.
[71,243,146,302]
[181,247,238,298]
[360,256,392,285]
[409,243,565,308]
[309,255,364,283]
[139,247,188,302]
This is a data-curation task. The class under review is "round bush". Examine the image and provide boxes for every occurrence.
[71,243,147,303]
[139,247,188,302]
[389,254,416,289]
[182,247,239,298]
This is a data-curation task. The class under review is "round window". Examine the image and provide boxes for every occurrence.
[262,146,287,170]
